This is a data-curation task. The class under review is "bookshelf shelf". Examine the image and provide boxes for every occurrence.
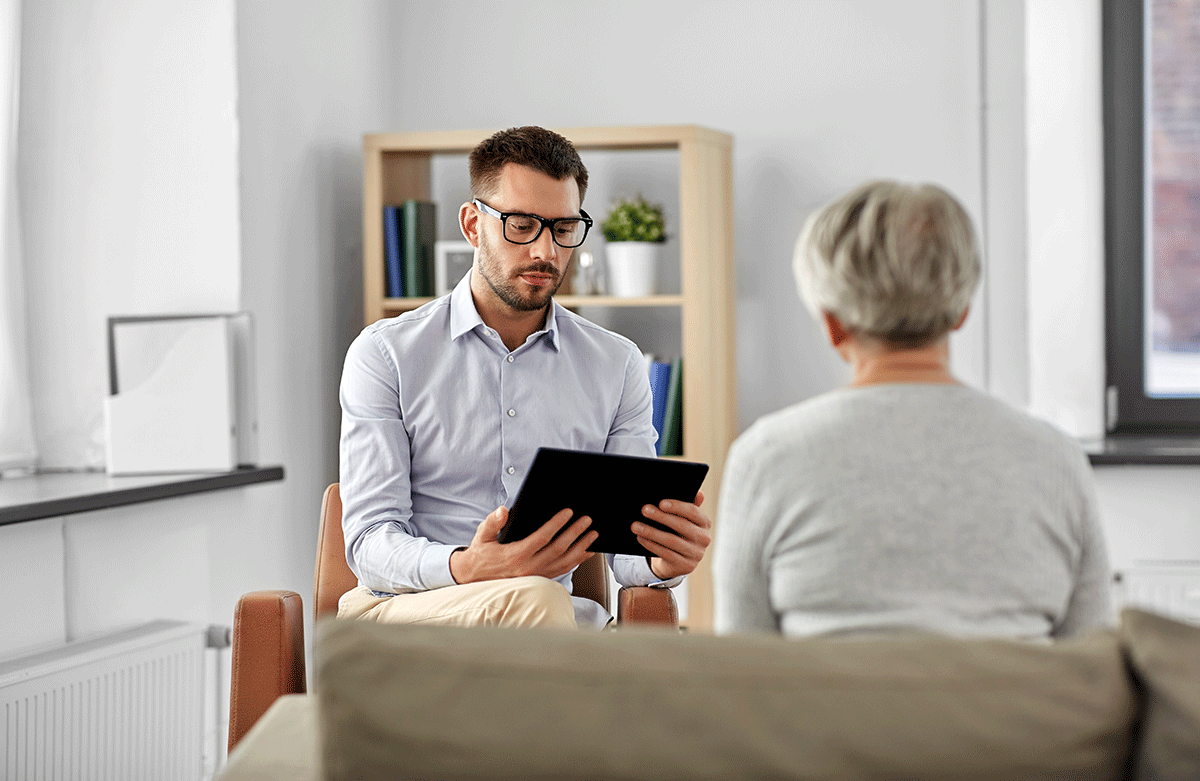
[362,125,736,630]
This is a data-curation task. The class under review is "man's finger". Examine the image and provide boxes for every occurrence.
[641,507,709,543]
[636,525,703,559]
[478,506,509,541]
[545,530,600,578]
[638,535,699,568]
[523,507,576,548]
[547,514,593,551]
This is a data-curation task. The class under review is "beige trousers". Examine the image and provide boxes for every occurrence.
[337,575,577,629]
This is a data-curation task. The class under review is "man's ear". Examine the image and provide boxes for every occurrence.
[459,202,481,248]
[821,311,852,348]
[953,305,970,331]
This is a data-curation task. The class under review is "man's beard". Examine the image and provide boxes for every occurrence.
[476,240,566,312]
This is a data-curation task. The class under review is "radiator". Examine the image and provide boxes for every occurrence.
[0,620,208,781]
[1115,563,1200,624]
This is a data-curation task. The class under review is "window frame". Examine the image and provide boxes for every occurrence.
[1103,0,1200,435]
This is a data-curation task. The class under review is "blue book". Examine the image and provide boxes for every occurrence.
[383,205,403,298]
[648,360,671,455]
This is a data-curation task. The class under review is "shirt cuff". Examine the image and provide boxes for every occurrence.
[630,554,684,589]
[418,542,461,590]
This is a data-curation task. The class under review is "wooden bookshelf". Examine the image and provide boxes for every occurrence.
[362,125,736,630]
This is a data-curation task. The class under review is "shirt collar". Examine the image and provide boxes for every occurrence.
[448,271,561,352]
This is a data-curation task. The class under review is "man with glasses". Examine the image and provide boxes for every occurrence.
[337,126,711,629]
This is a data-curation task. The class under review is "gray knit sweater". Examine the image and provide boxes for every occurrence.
[713,384,1114,640]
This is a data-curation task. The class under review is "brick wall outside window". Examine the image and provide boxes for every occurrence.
[1151,0,1200,349]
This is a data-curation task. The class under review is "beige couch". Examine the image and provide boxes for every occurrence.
[219,609,1200,781]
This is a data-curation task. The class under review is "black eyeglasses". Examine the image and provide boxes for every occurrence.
[473,199,593,248]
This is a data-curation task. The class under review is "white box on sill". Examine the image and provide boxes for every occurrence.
[103,313,257,475]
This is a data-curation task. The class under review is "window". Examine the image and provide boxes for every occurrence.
[1104,0,1200,434]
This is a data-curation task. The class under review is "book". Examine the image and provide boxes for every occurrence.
[661,357,683,457]
[402,200,437,297]
[648,359,671,455]
[383,205,403,298]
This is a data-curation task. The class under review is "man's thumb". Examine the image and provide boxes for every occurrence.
[481,505,509,539]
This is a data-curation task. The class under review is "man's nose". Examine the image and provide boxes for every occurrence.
[530,227,558,261]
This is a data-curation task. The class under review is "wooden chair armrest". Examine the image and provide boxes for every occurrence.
[228,590,307,753]
[617,585,679,627]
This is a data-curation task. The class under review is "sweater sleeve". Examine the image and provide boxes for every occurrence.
[713,431,780,635]
[1053,450,1117,637]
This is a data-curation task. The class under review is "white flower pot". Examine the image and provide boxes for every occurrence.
[606,242,659,297]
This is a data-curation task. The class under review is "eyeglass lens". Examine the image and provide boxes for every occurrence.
[504,215,588,248]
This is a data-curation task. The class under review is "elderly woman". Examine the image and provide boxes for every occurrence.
[713,180,1113,640]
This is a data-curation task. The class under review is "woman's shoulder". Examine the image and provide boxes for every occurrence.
[736,384,1088,468]
[945,385,1089,453]
[732,390,863,459]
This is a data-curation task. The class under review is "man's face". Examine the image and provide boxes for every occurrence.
[468,163,581,313]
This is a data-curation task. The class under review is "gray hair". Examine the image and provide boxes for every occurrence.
[792,180,981,347]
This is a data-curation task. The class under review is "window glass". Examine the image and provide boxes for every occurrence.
[1146,0,1200,397]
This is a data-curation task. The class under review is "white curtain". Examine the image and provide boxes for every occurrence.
[0,0,35,471]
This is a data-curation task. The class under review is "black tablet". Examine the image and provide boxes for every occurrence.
[497,447,710,556]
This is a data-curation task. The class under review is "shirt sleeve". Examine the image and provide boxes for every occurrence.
[713,431,780,635]
[1053,451,1117,638]
[338,329,458,594]
[608,553,683,589]
[602,345,682,588]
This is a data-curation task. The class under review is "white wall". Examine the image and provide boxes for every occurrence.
[1025,0,1106,440]
[6,0,389,666]
[20,0,241,466]
[235,0,392,638]
[9,0,246,658]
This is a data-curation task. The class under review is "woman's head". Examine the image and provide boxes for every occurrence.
[793,180,980,348]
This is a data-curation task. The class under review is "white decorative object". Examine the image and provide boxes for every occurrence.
[434,240,474,295]
[104,313,257,474]
[573,250,603,295]
[606,242,658,298]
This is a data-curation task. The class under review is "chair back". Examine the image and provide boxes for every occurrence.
[314,483,611,620]
[314,484,359,619]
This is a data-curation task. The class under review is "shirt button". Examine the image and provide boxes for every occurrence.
[506,355,514,363]
[507,409,516,417]
[507,466,515,475]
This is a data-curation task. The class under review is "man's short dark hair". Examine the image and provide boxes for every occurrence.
[469,126,589,203]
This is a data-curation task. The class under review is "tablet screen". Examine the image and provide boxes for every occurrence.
[497,447,709,556]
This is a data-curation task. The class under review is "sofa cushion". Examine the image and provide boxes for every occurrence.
[1121,608,1200,781]
[315,620,1137,781]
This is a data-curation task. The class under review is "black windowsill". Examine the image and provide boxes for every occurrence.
[1082,437,1200,466]
[0,465,285,526]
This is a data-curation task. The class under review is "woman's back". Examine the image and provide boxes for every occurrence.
[713,383,1112,640]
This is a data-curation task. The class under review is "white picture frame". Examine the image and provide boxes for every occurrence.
[435,240,475,296]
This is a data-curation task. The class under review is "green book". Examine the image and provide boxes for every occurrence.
[402,200,437,297]
[660,357,683,457]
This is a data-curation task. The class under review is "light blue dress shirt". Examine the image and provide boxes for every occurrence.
[339,273,681,628]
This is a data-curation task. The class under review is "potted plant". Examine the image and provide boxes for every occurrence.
[602,195,666,297]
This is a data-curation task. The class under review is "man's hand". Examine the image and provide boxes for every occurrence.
[449,506,599,584]
[634,490,712,580]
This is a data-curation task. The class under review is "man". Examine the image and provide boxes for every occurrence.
[338,126,711,629]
